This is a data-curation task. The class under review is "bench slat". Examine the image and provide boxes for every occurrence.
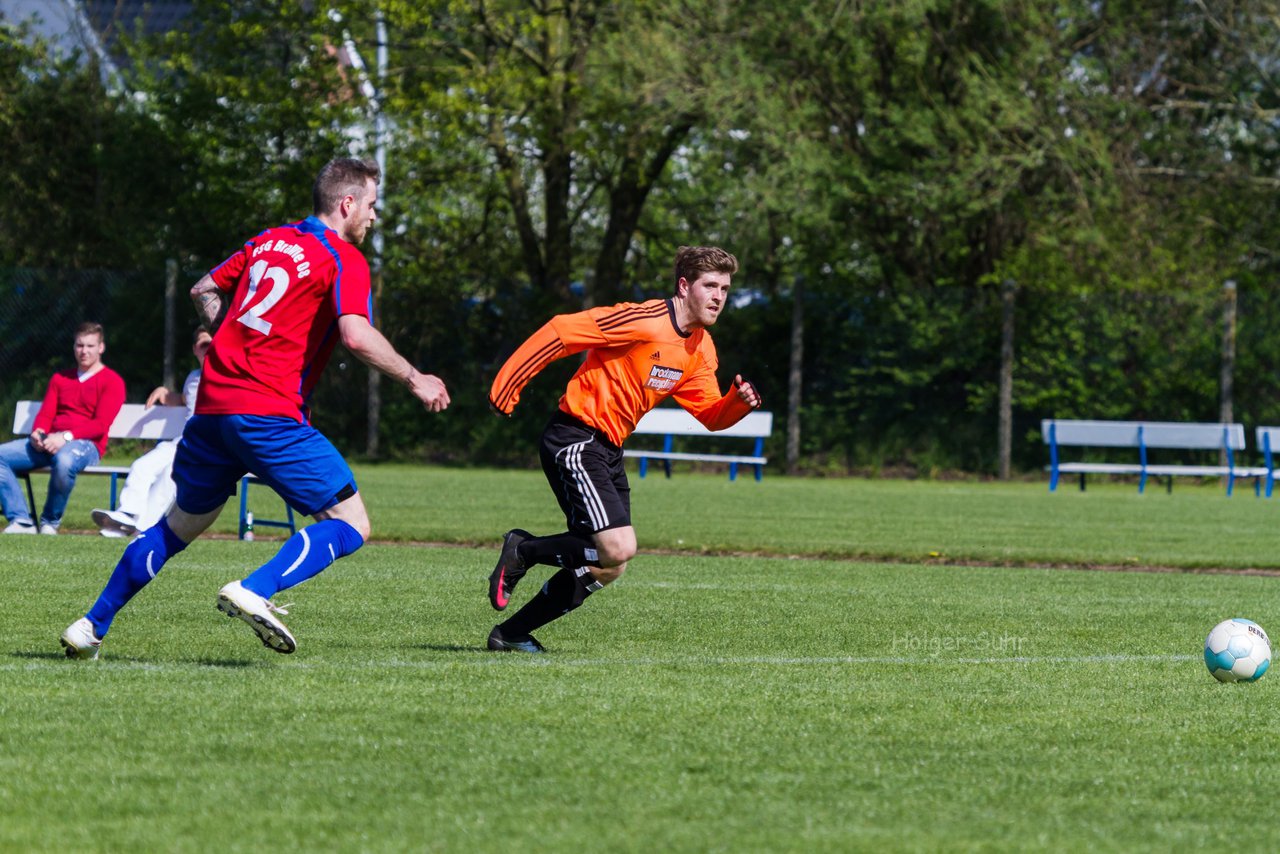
[1143,465,1268,477]
[1055,463,1145,474]
[623,450,767,465]
[1055,462,1269,477]
[1041,419,1246,450]
[14,400,187,441]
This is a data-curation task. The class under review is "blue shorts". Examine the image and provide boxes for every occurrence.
[173,414,357,517]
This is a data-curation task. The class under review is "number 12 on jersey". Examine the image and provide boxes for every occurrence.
[236,260,291,335]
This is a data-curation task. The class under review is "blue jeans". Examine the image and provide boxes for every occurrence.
[0,438,101,528]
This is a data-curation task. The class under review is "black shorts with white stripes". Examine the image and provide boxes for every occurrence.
[539,410,631,536]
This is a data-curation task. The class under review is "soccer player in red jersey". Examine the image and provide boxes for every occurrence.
[1,322,125,534]
[484,246,762,652]
[61,158,450,659]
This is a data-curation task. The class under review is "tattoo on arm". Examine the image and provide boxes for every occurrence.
[191,286,227,333]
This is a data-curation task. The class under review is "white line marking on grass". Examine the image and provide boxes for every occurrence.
[2,653,1199,672]
[438,653,1202,668]
[635,581,812,592]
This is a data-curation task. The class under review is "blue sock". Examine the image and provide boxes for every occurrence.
[86,517,188,638]
[241,520,364,599]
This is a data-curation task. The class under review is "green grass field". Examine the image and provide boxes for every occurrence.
[4,468,1280,851]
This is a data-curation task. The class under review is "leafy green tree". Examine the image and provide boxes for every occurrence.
[123,0,370,266]
[0,20,178,268]
[702,2,1120,472]
[998,1,1280,467]
[1,21,174,417]
[10,0,1280,473]
[380,0,762,309]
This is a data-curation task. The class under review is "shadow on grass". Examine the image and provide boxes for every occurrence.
[189,658,266,668]
[417,643,490,654]
[10,650,67,662]
[8,650,264,668]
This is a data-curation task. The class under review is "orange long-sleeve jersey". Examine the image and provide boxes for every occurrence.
[489,298,753,447]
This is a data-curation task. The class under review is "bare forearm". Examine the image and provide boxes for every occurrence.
[344,320,415,386]
[339,314,449,412]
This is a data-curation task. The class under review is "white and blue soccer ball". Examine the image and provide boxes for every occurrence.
[1204,618,1271,683]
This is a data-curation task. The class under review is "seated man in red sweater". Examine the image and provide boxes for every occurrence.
[1,322,126,534]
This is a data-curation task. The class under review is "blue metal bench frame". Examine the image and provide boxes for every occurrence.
[238,476,297,539]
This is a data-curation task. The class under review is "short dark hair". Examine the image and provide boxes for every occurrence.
[673,246,739,292]
[313,158,381,214]
[75,321,104,341]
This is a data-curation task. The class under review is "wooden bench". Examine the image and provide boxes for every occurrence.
[12,400,295,538]
[1042,419,1266,495]
[623,408,772,481]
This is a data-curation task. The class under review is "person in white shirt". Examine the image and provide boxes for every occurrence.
[93,329,212,538]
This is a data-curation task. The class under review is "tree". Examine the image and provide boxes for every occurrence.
[761,1,1122,472]
[123,0,371,267]
[382,0,763,309]
[0,20,179,269]
[1,20,176,416]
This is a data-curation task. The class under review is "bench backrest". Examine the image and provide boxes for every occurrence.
[1041,419,1246,451]
[13,400,187,441]
[1257,427,1280,455]
[632,408,773,439]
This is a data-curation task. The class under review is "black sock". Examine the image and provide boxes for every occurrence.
[517,532,597,569]
[501,567,602,636]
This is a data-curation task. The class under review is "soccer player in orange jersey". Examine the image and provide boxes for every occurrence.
[485,246,763,652]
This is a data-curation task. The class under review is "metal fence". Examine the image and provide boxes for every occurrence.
[1,266,178,424]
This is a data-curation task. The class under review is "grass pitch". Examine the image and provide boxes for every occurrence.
[3,469,1280,851]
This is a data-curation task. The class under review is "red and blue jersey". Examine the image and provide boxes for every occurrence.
[197,216,372,422]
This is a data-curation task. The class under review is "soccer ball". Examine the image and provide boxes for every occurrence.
[1204,618,1271,683]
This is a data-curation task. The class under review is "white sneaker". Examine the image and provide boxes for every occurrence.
[39,523,58,535]
[60,617,102,660]
[216,581,297,654]
[4,520,36,534]
[92,508,138,537]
